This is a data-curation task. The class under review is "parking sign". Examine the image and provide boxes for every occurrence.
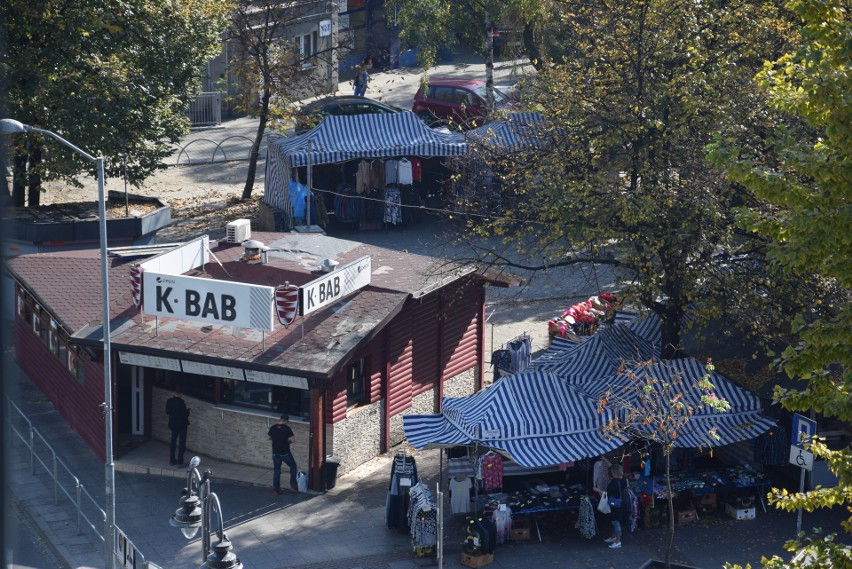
[791,413,817,449]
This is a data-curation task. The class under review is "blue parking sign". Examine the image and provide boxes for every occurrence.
[792,413,817,449]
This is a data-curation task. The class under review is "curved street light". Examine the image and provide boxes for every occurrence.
[169,457,243,569]
[0,117,116,569]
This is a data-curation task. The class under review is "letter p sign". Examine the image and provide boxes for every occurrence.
[792,413,817,449]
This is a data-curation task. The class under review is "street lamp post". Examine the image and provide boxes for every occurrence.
[169,456,243,569]
[0,118,116,569]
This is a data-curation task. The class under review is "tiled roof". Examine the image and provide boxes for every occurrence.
[8,231,474,378]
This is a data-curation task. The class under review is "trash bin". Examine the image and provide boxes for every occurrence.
[325,456,340,490]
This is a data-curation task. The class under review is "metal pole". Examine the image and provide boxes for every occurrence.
[796,467,805,534]
[97,156,117,569]
[306,140,313,227]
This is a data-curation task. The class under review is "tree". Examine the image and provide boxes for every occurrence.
[452,0,809,359]
[598,358,730,569]
[228,0,337,200]
[709,0,851,566]
[1,0,232,207]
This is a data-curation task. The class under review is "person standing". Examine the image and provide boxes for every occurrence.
[353,56,371,97]
[592,455,611,496]
[165,389,190,466]
[268,414,298,495]
[604,464,629,549]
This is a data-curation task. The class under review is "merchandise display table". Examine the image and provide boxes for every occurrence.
[635,467,771,512]
[477,484,586,542]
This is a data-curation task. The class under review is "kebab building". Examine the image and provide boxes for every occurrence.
[6,229,490,490]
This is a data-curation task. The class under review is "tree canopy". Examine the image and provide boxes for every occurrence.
[710,0,851,565]
[455,0,811,358]
[1,0,232,206]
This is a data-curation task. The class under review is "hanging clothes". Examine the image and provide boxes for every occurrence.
[370,160,385,190]
[385,159,399,185]
[411,157,422,182]
[355,160,371,195]
[449,475,473,514]
[398,158,413,185]
[478,452,504,491]
[408,482,438,554]
[491,505,513,544]
[575,495,597,539]
[386,454,418,529]
[448,457,475,478]
[507,336,531,373]
[384,188,402,224]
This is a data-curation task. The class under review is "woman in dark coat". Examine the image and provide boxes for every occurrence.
[604,464,628,549]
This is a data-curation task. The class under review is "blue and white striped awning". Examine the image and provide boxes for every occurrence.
[270,111,468,168]
[403,370,622,467]
[583,357,774,447]
[465,112,546,151]
[532,324,660,390]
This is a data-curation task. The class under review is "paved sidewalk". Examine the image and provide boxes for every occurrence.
[7,358,847,569]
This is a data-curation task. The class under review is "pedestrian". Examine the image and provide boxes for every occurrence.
[165,388,190,466]
[592,455,611,496]
[353,56,371,97]
[604,464,629,549]
[268,414,298,495]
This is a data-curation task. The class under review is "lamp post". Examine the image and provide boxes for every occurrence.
[0,118,116,569]
[169,456,243,569]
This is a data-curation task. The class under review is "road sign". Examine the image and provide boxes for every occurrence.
[792,413,817,449]
[789,445,814,471]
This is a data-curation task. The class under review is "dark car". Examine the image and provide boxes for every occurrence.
[295,96,403,133]
[411,78,517,129]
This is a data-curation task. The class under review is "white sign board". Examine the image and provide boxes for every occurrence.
[300,256,371,316]
[244,369,309,390]
[143,271,275,331]
[182,360,245,380]
[140,236,208,275]
[790,445,814,471]
[119,351,182,372]
[319,19,332,37]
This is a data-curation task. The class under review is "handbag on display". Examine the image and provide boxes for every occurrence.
[597,492,611,514]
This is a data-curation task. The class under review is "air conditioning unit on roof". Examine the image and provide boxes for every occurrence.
[226,219,251,243]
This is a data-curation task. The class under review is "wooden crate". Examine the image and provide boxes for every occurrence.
[676,508,697,525]
[511,517,531,541]
[461,552,494,568]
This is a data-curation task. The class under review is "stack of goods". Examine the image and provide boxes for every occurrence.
[548,293,618,338]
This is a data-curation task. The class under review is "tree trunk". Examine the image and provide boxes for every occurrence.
[27,144,43,207]
[664,449,674,569]
[12,151,27,207]
[242,89,271,201]
[522,23,543,70]
[484,0,494,115]
[660,301,685,360]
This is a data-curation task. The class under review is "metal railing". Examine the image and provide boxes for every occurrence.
[187,91,223,127]
[6,397,154,568]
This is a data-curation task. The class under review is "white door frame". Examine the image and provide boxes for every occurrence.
[131,366,144,435]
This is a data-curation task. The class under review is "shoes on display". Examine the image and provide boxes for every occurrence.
[608,542,622,549]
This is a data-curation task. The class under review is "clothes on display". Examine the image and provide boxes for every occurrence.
[547,293,618,339]
[449,475,473,514]
[492,334,531,377]
[448,457,476,478]
[407,482,438,555]
[575,495,597,539]
[636,466,770,500]
[477,452,504,490]
[384,188,402,224]
[386,453,418,530]
[464,515,497,555]
[754,426,788,466]
[489,505,513,544]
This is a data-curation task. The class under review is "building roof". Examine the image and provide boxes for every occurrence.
[7,231,477,379]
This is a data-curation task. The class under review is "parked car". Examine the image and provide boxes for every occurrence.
[295,96,404,133]
[411,78,517,129]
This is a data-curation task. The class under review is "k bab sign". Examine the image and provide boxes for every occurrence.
[142,271,275,331]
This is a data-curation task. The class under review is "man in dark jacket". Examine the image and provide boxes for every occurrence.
[165,389,190,466]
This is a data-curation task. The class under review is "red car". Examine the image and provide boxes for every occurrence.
[411,78,517,128]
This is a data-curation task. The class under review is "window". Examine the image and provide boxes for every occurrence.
[222,379,310,418]
[58,336,68,370]
[295,31,318,68]
[16,287,25,317]
[346,359,366,407]
[67,348,79,381]
[49,319,59,356]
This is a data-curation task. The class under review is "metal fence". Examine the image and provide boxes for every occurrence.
[6,398,155,569]
[186,91,223,127]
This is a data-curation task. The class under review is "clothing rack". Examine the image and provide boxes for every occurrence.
[407,482,438,554]
[491,332,532,378]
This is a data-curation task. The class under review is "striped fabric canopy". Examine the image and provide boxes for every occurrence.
[270,111,468,168]
[586,357,775,448]
[403,370,622,467]
[464,112,546,151]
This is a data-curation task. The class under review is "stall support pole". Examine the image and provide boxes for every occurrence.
[436,482,444,569]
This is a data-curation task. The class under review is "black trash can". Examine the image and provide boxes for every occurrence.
[325,456,340,490]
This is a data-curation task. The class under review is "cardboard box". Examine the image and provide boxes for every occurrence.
[725,503,756,520]
[461,552,494,568]
[511,517,531,541]
[677,509,697,524]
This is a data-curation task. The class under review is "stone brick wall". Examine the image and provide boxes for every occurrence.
[328,400,383,476]
[152,387,308,470]
[443,367,478,398]
[389,387,436,447]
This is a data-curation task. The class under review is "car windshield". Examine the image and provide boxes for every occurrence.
[472,84,508,104]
